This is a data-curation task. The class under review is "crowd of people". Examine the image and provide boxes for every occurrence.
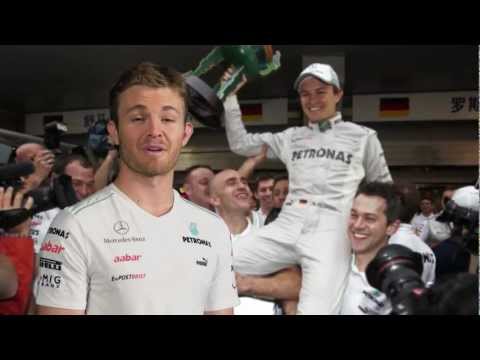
[0,61,477,315]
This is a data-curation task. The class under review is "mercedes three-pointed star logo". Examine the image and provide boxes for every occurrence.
[113,220,129,235]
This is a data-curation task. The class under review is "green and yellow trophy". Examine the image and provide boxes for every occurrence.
[185,45,281,128]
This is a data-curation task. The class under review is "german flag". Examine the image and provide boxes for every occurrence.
[241,103,263,122]
[379,97,410,117]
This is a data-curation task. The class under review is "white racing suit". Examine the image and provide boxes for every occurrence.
[224,95,392,314]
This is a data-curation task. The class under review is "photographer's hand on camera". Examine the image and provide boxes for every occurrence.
[0,186,34,236]
[20,150,55,193]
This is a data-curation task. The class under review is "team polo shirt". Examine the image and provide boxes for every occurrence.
[410,213,436,242]
[35,184,239,314]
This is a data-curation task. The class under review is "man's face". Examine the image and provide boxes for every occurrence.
[255,178,274,211]
[210,169,251,214]
[419,199,433,216]
[272,179,289,208]
[298,77,343,123]
[348,194,398,256]
[108,85,193,178]
[64,160,95,200]
[184,167,214,209]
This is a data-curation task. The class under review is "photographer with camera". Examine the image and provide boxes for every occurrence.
[340,181,435,315]
[0,187,35,314]
[15,143,55,193]
[30,154,95,254]
[433,185,479,278]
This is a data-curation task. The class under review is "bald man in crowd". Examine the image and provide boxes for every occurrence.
[209,169,301,314]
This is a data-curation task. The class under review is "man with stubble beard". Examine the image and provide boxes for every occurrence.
[35,62,238,315]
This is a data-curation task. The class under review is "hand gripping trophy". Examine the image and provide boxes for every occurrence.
[185,45,281,128]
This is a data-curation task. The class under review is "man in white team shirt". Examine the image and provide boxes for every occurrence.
[251,174,275,227]
[209,169,301,315]
[341,182,435,315]
[222,63,392,314]
[410,197,436,243]
[35,62,238,315]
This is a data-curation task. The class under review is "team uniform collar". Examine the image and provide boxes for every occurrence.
[308,112,342,133]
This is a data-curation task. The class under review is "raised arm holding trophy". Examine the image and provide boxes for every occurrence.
[185,45,281,128]
[218,53,393,314]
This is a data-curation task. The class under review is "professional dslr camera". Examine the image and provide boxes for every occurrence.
[87,118,116,158]
[366,244,478,315]
[435,186,479,255]
[43,116,68,153]
[0,143,77,230]
[366,244,429,315]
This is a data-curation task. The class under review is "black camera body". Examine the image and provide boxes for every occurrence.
[87,119,114,158]
[366,244,430,315]
[436,197,479,255]
[366,244,479,315]
[0,149,78,230]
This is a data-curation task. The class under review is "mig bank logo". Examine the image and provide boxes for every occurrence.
[189,222,199,236]
[114,221,130,235]
[39,274,62,289]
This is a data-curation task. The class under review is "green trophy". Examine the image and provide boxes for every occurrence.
[185,45,281,128]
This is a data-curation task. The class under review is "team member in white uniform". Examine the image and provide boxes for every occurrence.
[209,169,301,315]
[35,62,238,315]
[222,63,392,314]
[341,182,435,315]
[410,197,436,242]
[251,175,274,227]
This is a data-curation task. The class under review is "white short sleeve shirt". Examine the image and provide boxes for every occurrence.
[35,184,239,314]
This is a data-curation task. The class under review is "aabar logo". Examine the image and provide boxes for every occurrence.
[40,241,65,254]
[113,254,142,263]
[47,226,70,240]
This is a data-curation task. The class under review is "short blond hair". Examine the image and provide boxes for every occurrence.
[109,62,188,125]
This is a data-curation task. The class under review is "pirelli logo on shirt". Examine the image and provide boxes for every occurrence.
[182,236,212,248]
[39,257,62,271]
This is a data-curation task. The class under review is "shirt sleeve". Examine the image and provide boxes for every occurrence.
[223,95,291,164]
[421,248,436,287]
[35,209,89,311]
[205,224,240,312]
[363,132,392,183]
